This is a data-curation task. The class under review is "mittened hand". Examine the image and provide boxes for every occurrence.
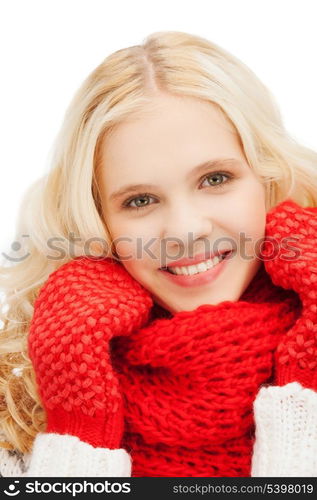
[261,199,317,389]
[28,256,153,449]
[261,199,317,297]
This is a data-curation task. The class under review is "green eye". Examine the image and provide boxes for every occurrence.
[123,194,156,211]
[203,172,229,187]
[131,196,151,208]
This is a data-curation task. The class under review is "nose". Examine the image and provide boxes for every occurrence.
[160,204,213,260]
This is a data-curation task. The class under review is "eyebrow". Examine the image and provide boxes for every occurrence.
[109,157,242,202]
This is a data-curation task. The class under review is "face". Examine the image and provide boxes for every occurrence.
[97,92,267,314]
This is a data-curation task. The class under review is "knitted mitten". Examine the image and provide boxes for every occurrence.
[262,199,317,390]
[28,257,153,449]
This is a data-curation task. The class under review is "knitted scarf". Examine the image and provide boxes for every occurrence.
[111,263,301,477]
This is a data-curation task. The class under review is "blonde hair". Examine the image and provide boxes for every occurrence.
[1,30,317,454]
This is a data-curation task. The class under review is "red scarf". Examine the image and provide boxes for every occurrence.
[111,264,300,477]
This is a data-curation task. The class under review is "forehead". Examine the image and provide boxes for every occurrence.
[98,94,242,189]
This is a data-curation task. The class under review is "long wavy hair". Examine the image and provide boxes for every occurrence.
[1,30,317,454]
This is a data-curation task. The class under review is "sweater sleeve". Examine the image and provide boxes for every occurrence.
[0,433,132,477]
[251,382,317,477]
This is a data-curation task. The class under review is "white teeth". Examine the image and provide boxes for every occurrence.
[212,255,220,267]
[168,255,223,276]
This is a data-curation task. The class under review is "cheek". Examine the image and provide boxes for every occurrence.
[106,216,156,263]
[239,202,266,236]
[113,237,136,261]
[245,184,267,234]
[219,184,266,252]
[235,190,267,256]
[105,215,138,259]
[119,258,152,295]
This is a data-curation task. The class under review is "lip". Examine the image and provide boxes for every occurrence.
[160,249,232,269]
[158,251,232,288]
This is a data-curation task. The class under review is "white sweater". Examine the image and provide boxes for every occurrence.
[1,382,317,477]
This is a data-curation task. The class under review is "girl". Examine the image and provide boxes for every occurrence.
[1,30,317,477]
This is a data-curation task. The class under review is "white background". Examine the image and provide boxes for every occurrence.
[1,0,316,255]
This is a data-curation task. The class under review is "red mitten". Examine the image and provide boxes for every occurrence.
[261,199,317,390]
[28,256,153,448]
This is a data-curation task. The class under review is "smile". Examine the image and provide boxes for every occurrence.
[159,251,232,288]
[167,254,225,275]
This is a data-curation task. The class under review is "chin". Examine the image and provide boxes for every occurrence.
[156,283,248,314]
[157,296,225,315]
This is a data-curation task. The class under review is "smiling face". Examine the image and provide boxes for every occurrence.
[97,92,267,314]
